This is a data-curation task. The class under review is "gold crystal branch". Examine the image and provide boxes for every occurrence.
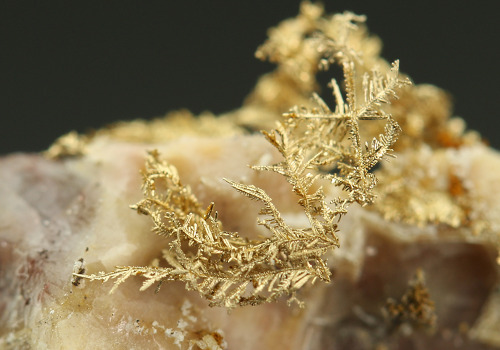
[76,10,409,308]
[383,269,437,331]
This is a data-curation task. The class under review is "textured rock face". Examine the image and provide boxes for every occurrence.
[0,134,499,349]
[0,136,316,349]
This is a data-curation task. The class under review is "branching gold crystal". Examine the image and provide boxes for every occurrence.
[383,269,437,332]
[76,10,410,308]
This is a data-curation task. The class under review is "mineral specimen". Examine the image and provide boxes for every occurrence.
[1,2,499,349]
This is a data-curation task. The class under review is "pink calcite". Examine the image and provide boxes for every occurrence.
[0,134,499,349]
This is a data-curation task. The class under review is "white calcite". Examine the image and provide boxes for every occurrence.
[1,133,499,350]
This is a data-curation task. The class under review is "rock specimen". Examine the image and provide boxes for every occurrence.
[1,3,499,349]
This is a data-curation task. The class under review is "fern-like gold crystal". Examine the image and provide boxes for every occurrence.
[76,10,410,308]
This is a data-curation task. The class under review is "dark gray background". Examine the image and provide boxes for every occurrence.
[1,0,498,154]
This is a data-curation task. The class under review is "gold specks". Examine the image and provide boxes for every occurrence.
[96,110,244,143]
[373,149,468,228]
[45,131,90,159]
[383,269,437,332]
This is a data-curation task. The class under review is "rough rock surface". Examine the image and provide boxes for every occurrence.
[1,134,499,349]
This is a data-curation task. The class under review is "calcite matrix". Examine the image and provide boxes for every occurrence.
[1,3,499,349]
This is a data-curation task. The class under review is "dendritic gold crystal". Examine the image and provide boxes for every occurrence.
[383,269,437,332]
[76,9,410,308]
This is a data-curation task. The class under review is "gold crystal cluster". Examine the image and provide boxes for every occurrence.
[383,269,437,331]
[76,5,410,308]
[72,2,499,308]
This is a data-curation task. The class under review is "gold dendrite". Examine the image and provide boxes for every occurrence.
[76,9,410,309]
[383,269,437,332]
